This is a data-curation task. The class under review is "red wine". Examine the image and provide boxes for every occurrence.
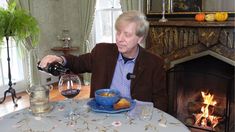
[61,89,80,98]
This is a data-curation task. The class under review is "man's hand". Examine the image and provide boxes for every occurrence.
[38,55,63,68]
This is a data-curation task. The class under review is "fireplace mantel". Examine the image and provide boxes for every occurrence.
[149,20,235,27]
[146,20,235,69]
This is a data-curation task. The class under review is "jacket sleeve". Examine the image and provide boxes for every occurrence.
[62,43,108,74]
[62,44,103,74]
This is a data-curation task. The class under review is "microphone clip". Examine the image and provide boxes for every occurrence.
[126,73,136,80]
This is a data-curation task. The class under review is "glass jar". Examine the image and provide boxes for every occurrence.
[26,85,53,115]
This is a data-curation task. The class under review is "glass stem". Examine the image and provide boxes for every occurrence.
[69,98,75,115]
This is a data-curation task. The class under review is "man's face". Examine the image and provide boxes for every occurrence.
[116,22,143,58]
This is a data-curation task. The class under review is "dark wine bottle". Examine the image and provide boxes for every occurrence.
[37,62,70,76]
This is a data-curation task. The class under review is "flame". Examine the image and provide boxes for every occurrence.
[194,91,221,129]
[201,92,217,106]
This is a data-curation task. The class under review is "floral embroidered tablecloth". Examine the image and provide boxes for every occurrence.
[0,99,190,132]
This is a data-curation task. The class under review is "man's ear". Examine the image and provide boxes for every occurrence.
[138,36,144,44]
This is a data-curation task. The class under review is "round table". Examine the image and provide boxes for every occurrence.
[0,99,190,132]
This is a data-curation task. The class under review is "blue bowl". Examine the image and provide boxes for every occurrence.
[95,89,121,106]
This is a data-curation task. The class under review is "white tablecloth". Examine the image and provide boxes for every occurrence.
[0,99,190,132]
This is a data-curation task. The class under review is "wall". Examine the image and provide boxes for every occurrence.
[30,0,81,85]
[204,0,235,12]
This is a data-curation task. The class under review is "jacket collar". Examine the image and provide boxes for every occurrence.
[131,45,145,90]
[106,44,119,87]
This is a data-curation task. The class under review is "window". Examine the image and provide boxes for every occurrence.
[0,0,28,97]
[94,0,122,44]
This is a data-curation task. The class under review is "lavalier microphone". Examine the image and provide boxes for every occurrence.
[126,73,136,80]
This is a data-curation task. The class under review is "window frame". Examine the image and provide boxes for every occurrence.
[93,0,122,44]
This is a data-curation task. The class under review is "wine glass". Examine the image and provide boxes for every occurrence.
[58,74,82,120]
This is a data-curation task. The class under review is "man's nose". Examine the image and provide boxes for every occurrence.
[116,34,124,41]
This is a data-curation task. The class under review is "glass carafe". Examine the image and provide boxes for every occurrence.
[26,85,53,115]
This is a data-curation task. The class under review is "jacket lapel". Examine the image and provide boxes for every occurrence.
[106,45,119,87]
[131,46,145,91]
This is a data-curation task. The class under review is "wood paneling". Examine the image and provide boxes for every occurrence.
[146,20,235,69]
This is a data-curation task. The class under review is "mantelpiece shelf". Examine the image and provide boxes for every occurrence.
[149,20,235,27]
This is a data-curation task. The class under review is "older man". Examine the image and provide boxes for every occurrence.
[39,10,168,111]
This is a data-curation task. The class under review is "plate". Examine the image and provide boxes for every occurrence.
[87,98,136,114]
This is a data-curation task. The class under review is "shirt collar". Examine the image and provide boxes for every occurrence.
[117,46,139,63]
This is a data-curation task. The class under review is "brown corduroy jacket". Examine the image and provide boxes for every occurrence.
[64,43,168,112]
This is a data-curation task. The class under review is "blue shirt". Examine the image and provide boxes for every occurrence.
[110,51,138,98]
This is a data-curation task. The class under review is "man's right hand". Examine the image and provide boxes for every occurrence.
[38,55,64,68]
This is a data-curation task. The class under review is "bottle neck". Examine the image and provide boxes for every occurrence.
[38,62,70,76]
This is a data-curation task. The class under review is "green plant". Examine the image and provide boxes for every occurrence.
[0,1,40,47]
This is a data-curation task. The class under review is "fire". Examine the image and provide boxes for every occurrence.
[194,91,221,128]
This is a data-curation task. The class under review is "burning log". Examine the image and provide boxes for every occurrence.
[185,116,224,132]
[185,116,195,125]
[188,101,203,113]
[214,124,224,132]
[187,92,223,130]
[188,101,224,116]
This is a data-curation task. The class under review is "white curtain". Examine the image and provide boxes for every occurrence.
[120,0,144,12]
[77,0,96,54]
[76,0,96,84]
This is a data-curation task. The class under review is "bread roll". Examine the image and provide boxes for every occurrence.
[113,98,131,110]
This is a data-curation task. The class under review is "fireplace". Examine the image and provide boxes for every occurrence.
[145,20,235,132]
[167,55,234,132]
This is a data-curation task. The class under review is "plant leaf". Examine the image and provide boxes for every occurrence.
[0,1,40,48]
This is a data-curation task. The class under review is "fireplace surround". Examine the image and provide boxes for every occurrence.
[167,55,234,132]
[146,20,235,132]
